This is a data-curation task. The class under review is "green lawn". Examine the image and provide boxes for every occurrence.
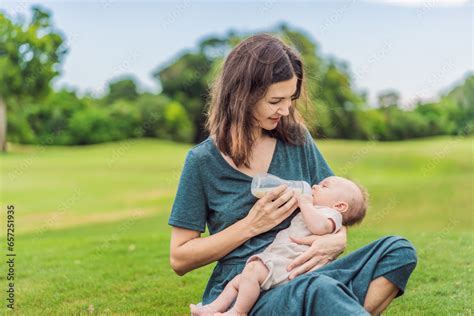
[0,136,472,315]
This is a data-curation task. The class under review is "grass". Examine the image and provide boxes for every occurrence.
[0,136,472,315]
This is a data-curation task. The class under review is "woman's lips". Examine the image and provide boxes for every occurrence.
[269,117,281,123]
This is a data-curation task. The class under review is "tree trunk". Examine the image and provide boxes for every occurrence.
[0,95,7,152]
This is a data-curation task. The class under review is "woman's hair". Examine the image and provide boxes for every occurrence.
[205,33,309,168]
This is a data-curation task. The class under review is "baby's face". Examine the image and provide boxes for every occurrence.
[311,176,358,208]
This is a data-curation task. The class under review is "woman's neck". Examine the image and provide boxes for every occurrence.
[252,127,265,142]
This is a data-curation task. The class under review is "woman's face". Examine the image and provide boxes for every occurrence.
[253,75,297,131]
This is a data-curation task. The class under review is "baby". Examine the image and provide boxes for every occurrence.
[190,176,368,316]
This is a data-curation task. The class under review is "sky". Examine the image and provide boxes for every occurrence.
[1,0,473,107]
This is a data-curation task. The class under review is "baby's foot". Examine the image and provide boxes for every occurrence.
[190,303,217,316]
[214,308,247,316]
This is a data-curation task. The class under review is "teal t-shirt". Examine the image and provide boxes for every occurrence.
[168,127,334,301]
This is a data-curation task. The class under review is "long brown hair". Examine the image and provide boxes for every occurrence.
[206,33,309,168]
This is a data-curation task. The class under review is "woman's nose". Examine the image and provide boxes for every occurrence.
[312,184,319,191]
[277,100,291,116]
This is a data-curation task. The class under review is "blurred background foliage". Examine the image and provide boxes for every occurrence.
[1,7,472,152]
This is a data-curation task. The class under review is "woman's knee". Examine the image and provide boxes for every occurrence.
[382,236,418,266]
[304,275,362,309]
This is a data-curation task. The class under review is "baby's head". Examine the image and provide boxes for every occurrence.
[311,176,368,226]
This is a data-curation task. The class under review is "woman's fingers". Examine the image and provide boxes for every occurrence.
[287,249,316,272]
[276,195,298,215]
[308,259,331,273]
[272,197,298,226]
[288,256,319,280]
[290,235,319,246]
[271,188,294,208]
[261,184,287,203]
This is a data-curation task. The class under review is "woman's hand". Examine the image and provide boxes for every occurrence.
[286,226,347,280]
[244,184,299,237]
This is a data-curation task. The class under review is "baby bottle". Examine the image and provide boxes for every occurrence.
[251,173,312,198]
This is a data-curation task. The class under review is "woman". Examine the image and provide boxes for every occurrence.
[169,34,417,315]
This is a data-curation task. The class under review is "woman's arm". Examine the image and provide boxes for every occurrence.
[170,184,299,276]
[170,220,253,276]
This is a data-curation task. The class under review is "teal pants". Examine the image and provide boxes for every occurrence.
[203,236,417,315]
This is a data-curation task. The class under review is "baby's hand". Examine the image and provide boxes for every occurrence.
[294,191,313,206]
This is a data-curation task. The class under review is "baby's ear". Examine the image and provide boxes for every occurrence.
[334,201,349,213]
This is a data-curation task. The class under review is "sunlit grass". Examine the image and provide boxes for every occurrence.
[0,136,472,315]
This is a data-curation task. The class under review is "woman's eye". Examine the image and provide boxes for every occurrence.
[269,101,280,105]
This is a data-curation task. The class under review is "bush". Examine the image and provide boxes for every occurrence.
[415,102,456,136]
[68,106,115,144]
[136,94,193,142]
[384,106,430,140]
[162,101,193,142]
[108,100,142,139]
[7,107,36,144]
[23,90,86,145]
[136,94,170,137]
[68,100,141,144]
[357,109,388,140]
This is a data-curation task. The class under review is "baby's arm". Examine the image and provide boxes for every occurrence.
[295,193,335,235]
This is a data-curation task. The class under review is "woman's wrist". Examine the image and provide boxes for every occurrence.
[312,227,347,258]
[338,225,348,248]
[239,216,258,239]
[329,226,347,258]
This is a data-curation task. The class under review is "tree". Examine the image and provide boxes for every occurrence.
[377,90,400,108]
[153,49,214,143]
[441,73,474,135]
[0,6,66,152]
[276,24,325,135]
[135,94,193,142]
[318,61,366,139]
[24,88,86,145]
[105,76,139,104]
[153,24,369,143]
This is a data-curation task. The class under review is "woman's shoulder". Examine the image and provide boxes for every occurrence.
[183,136,215,165]
[300,126,320,149]
[301,125,315,143]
